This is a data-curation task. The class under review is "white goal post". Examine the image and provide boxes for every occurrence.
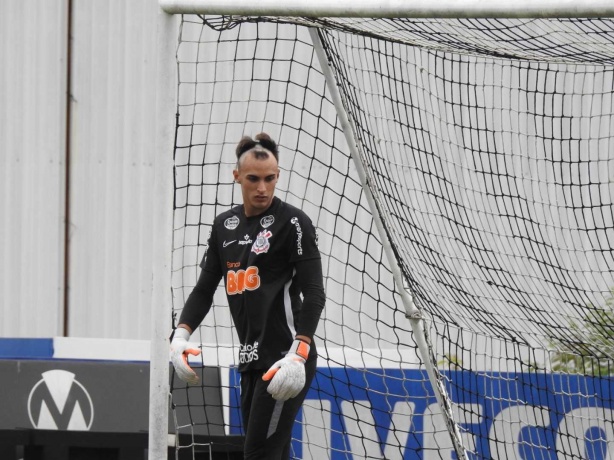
[150,8,179,460]
[159,0,614,18]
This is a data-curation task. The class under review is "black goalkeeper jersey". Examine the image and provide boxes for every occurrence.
[200,197,322,372]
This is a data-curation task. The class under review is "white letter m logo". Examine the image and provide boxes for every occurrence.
[27,370,94,431]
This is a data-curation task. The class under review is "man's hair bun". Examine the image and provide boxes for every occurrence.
[235,133,279,163]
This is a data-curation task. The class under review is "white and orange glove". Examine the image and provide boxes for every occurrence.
[170,327,201,385]
[262,339,310,401]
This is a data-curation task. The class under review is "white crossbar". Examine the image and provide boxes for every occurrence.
[160,0,614,18]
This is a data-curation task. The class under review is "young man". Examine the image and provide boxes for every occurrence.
[170,133,326,459]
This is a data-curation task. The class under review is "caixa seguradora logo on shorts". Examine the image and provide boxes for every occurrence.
[27,370,94,430]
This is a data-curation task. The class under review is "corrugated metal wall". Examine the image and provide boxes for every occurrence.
[68,0,160,339]
[4,2,612,344]
[0,0,68,337]
[1,0,162,339]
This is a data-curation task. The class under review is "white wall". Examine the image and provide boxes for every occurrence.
[0,0,68,337]
[3,4,613,347]
[68,0,160,339]
[0,0,163,339]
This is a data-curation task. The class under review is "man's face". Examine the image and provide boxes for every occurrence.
[233,150,280,217]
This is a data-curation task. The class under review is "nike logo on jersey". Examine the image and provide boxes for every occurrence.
[223,240,237,247]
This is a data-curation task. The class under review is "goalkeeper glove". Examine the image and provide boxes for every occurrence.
[262,339,310,401]
[170,327,201,385]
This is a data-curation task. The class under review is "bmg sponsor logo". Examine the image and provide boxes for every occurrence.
[28,370,94,431]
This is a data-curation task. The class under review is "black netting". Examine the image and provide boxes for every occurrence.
[171,15,614,459]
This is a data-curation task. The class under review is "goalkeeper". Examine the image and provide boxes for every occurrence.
[170,132,326,459]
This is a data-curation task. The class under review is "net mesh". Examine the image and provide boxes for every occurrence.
[171,15,614,459]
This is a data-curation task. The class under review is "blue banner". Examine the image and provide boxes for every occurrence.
[230,367,614,459]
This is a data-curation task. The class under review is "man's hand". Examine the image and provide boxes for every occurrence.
[262,339,310,401]
[170,327,201,385]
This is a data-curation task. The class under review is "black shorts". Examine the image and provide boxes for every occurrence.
[240,357,317,460]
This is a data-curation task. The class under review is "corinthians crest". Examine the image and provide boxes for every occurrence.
[251,230,272,254]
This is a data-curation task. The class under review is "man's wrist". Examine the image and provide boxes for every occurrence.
[289,338,310,360]
[172,326,191,341]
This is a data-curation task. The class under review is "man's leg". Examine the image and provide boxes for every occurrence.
[243,358,317,459]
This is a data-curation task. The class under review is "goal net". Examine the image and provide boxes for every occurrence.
[169,14,614,459]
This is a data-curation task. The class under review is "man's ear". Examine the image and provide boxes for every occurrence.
[233,169,240,183]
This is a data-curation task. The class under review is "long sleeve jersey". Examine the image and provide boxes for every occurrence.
[178,197,326,372]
